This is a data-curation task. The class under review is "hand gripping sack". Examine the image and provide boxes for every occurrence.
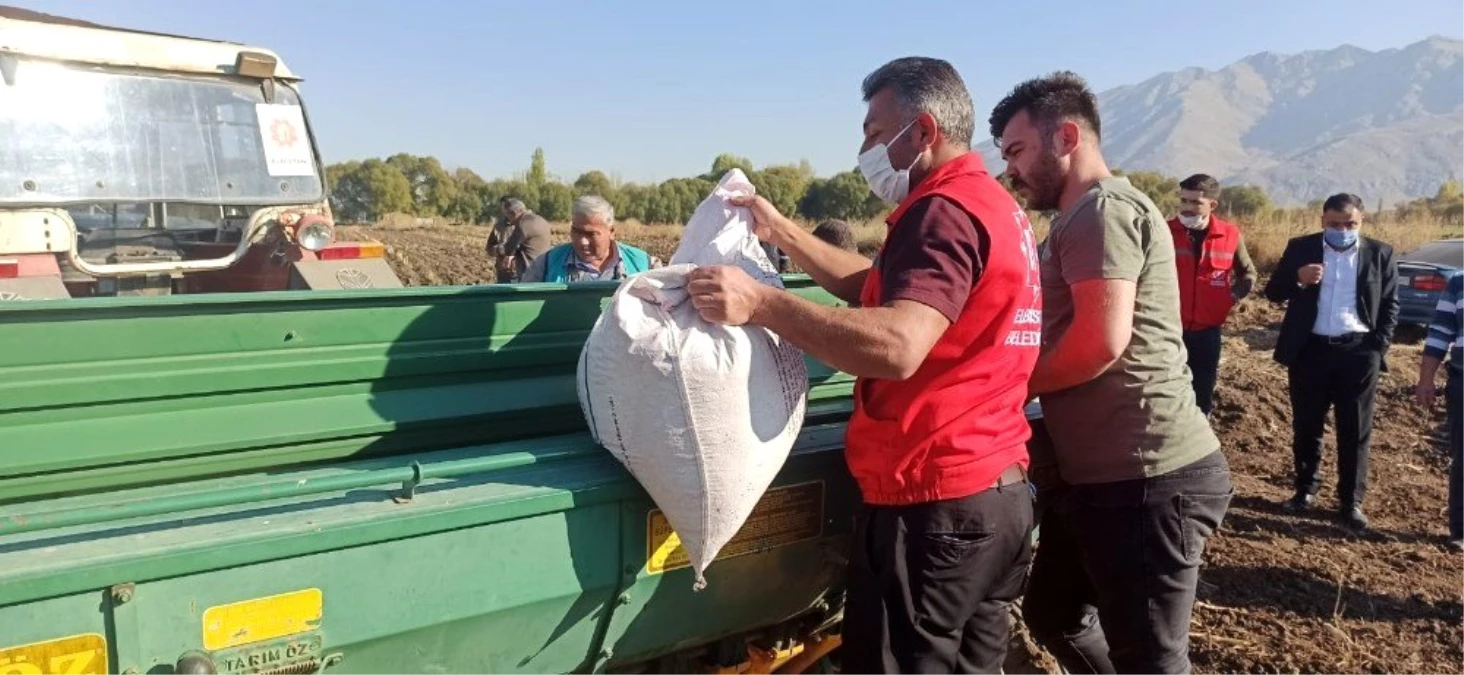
[576,169,808,590]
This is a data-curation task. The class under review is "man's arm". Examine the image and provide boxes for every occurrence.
[753,293,948,380]
[1233,233,1258,301]
[1029,279,1136,395]
[1418,276,1461,406]
[1263,239,1300,303]
[730,196,871,304]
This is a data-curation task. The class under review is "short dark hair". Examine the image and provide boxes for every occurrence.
[1323,193,1365,213]
[862,57,976,149]
[1180,174,1221,200]
[500,196,515,205]
[988,71,1101,146]
[812,219,857,251]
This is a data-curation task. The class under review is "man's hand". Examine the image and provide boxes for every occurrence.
[688,265,770,326]
[726,195,793,246]
[1416,380,1439,408]
[1299,263,1325,286]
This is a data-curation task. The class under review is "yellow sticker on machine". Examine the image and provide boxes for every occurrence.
[203,588,323,651]
[0,633,108,675]
[646,480,825,574]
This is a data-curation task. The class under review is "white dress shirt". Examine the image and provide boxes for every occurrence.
[1312,243,1370,336]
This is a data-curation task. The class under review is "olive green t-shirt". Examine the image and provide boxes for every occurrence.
[1038,176,1220,484]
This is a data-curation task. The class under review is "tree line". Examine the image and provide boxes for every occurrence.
[326,149,1463,226]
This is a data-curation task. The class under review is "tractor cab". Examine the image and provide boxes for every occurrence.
[0,6,400,299]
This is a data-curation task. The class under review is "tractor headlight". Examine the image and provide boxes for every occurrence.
[296,216,334,252]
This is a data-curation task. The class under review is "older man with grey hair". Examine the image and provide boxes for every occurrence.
[490,197,552,282]
[520,195,660,283]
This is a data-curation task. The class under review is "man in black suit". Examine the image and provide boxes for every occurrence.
[1264,193,1399,530]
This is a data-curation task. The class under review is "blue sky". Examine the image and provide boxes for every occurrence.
[16,0,1464,184]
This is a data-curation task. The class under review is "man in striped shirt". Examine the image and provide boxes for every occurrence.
[1416,271,1463,550]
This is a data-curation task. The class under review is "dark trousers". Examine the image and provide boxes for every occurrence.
[1448,375,1462,541]
[843,468,1034,674]
[1287,335,1381,508]
[1023,451,1233,674]
[1183,327,1223,416]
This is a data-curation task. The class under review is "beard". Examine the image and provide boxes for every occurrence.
[1015,151,1065,212]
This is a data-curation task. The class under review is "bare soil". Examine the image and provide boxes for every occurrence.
[341,224,1464,674]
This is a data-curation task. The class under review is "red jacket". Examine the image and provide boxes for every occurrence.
[1168,216,1242,331]
[845,154,1041,506]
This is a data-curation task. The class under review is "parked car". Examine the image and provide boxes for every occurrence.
[1397,238,1463,326]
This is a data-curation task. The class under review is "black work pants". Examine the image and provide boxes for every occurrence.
[1023,451,1232,674]
[1448,374,1462,541]
[1183,327,1223,416]
[1287,335,1382,508]
[843,468,1034,674]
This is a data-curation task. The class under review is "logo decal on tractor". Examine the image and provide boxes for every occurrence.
[270,118,299,148]
[335,268,373,289]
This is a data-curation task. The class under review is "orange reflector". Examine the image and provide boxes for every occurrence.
[318,242,385,260]
[0,260,17,279]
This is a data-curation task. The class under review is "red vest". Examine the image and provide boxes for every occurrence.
[1168,216,1241,331]
[845,154,1041,506]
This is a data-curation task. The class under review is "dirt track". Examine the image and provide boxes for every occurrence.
[341,224,1464,674]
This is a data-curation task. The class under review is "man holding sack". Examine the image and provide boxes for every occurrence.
[688,57,1043,674]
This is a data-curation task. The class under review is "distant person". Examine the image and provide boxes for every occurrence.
[494,198,552,283]
[1264,193,1399,531]
[486,196,517,282]
[520,195,660,283]
[1416,271,1463,550]
[1167,173,1258,416]
[989,71,1231,674]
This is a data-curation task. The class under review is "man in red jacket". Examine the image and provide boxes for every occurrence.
[1168,174,1258,415]
[687,57,1042,674]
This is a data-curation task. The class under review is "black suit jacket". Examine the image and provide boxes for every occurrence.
[1263,232,1399,371]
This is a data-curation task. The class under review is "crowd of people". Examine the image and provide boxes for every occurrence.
[482,57,1461,674]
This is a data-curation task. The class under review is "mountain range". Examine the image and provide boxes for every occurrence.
[978,36,1464,207]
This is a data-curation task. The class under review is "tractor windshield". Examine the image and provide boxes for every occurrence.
[0,58,324,206]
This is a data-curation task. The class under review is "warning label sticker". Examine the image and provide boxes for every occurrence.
[255,104,315,177]
[646,480,825,574]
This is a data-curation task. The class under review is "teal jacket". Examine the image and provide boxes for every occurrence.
[541,243,652,283]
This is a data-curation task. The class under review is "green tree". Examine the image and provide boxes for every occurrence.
[752,165,811,218]
[573,170,616,201]
[703,153,755,181]
[527,148,548,189]
[1218,184,1273,221]
[446,168,491,224]
[328,159,412,222]
[799,170,884,222]
[1115,170,1179,216]
[537,182,575,222]
[385,154,457,217]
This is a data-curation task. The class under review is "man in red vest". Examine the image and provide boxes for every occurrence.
[687,57,1042,674]
[1168,174,1258,416]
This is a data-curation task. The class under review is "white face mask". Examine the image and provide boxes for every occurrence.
[1178,213,1209,230]
[858,120,921,204]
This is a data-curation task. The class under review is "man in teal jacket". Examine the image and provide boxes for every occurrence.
[520,195,661,283]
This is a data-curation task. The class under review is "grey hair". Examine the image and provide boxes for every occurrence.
[862,57,976,149]
[505,198,527,213]
[573,195,615,225]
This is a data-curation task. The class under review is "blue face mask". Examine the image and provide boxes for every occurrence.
[1324,227,1358,250]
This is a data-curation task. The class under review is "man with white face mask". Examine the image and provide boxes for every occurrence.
[1166,173,1257,415]
[685,57,1042,673]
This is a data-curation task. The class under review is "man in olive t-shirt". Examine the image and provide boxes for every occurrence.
[990,72,1232,674]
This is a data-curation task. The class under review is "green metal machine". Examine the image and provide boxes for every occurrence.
[0,279,862,674]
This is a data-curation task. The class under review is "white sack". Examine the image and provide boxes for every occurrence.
[576,169,808,590]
